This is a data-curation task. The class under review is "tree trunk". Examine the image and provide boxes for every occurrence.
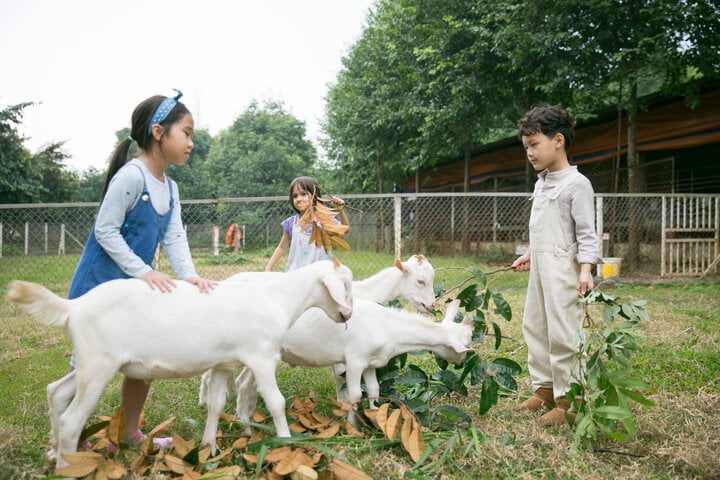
[626,81,640,268]
[377,152,385,251]
[462,143,470,252]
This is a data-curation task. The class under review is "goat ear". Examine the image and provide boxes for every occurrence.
[331,256,341,268]
[394,259,408,274]
[451,341,473,354]
[322,274,351,310]
[442,299,461,324]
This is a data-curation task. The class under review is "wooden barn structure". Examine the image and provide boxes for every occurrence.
[405,82,720,194]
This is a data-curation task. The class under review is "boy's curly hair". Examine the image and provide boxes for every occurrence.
[518,105,575,151]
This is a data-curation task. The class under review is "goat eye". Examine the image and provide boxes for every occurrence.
[417,280,425,286]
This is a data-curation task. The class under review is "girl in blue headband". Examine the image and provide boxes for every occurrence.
[66,91,216,449]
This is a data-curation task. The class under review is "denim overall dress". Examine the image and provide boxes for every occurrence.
[68,165,174,299]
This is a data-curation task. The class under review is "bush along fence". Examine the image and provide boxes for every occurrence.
[1,193,718,281]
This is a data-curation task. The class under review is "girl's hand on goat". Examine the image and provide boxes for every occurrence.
[186,276,218,294]
[140,270,177,293]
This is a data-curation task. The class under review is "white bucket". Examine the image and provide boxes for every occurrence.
[600,257,622,278]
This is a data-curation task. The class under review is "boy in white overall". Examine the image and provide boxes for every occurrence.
[511,106,599,427]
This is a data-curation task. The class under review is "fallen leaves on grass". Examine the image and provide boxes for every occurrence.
[53,393,431,479]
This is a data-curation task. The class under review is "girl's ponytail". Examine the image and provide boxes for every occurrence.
[100,138,133,202]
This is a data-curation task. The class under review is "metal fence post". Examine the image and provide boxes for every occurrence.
[394,196,402,260]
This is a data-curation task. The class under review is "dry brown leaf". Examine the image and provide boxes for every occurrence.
[164,454,192,474]
[408,421,426,463]
[313,420,340,438]
[253,410,269,423]
[401,417,426,463]
[290,464,319,480]
[209,446,235,463]
[264,446,294,462]
[296,201,350,253]
[130,452,148,471]
[57,451,103,477]
[181,471,202,480]
[376,403,390,432]
[290,422,307,433]
[293,396,316,414]
[311,411,332,425]
[331,458,373,480]
[298,413,322,429]
[171,433,195,458]
[148,416,176,437]
[198,445,212,464]
[330,236,351,252]
[232,437,249,449]
[108,407,125,445]
[243,452,259,464]
[401,414,412,450]
[204,465,242,479]
[363,408,378,421]
[104,458,127,479]
[344,421,365,438]
[385,408,402,441]
[95,466,109,480]
[274,449,314,476]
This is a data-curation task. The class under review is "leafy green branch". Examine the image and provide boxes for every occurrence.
[568,289,656,449]
[377,266,521,428]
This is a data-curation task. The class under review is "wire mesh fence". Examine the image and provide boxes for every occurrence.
[1,193,718,284]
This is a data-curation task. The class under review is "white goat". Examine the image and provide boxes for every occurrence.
[231,299,472,428]
[199,255,436,412]
[351,254,436,312]
[5,259,353,470]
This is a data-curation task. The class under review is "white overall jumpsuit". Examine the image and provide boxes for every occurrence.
[523,171,586,400]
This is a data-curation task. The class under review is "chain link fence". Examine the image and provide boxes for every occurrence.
[1,193,718,285]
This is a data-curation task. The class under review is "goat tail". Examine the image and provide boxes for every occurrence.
[4,280,70,328]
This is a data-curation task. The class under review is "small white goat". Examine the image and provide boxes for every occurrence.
[230,299,472,427]
[199,255,436,412]
[351,254,436,312]
[5,259,353,470]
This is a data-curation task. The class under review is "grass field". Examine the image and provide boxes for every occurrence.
[0,253,718,479]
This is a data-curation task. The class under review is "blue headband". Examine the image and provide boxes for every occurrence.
[148,89,183,134]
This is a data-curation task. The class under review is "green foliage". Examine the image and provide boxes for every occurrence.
[376,266,521,427]
[569,289,655,449]
[204,100,317,198]
[167,128,214,200]
[0,103,45,203]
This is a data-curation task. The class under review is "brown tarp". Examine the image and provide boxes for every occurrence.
[409,88,720,192]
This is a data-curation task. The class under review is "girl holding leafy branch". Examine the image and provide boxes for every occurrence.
[265,176,350,272]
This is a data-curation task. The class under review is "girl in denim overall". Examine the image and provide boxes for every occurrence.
[62,91,215,447]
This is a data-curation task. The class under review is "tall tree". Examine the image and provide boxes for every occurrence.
[0,103,42,203]
[31,142,79,203]
[501,0,720,264]
[204,100,317,198]
[323,0,422,193]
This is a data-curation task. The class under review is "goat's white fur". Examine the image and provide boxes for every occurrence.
[351,254,435,312]
[199,255,435,418]
[230,298,471,427]
[5,259,353,470]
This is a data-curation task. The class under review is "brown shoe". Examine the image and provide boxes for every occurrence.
[513,387,555,412]
[537,397,576,427]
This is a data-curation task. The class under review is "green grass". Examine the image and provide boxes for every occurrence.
[1,254,719,479]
